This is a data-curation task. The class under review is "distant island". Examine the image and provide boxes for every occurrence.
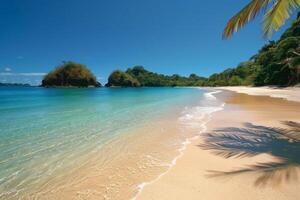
[0,82,32,87]
[42,62,101,88]
[106,66,206,87]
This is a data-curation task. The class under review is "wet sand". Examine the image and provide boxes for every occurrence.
[18,104,208,200]
[21,116,187,200]
[218,86,300,103]
[4,89,223,200]
[137,91,300,200]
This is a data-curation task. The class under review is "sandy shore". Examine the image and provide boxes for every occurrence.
[136,90,300,200]
[218,86,300,102]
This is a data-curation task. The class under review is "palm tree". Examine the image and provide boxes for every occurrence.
[223,0,300,39]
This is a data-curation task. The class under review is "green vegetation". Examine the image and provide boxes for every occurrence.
[207,16,300,87]
[42,62,101,87]
[204,61,258,86]
[223,0,300,38]
[126,66,206,86]
[106,70,140,87]
[106,66,206,87]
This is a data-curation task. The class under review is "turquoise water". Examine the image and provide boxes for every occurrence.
[0,87,215,199]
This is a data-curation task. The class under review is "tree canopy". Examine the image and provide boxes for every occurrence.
[106,70,140,87]
[42,62,101,87]
[208,16,300,86]
[106,66,207,87]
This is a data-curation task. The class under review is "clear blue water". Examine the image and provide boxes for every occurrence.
[0,87,210,199]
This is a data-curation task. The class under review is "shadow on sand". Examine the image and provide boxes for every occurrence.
[199,121,300,187]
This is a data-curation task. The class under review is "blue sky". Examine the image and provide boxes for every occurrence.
[0,0,296,85]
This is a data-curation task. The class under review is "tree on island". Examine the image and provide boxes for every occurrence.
[42,62,101,87]
[106,70,140,87]
[106,66,207,87]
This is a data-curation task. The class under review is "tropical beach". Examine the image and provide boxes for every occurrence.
[137,88,300,200]
[1,0,300,199]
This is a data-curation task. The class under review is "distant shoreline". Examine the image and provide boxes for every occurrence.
[216,86,300,103]
[0,82,33,87]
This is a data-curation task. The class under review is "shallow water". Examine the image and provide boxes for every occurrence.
[0,87,223,199]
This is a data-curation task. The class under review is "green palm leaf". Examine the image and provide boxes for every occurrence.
[263,0,300,37]
[223,0,271,38]
[223,0,300,39]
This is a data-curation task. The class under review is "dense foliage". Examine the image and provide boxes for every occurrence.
[205,16,300,87]
[106,70,140,87]
[106,66,206,87]
[204,61,259,86]
[42,62,101,87]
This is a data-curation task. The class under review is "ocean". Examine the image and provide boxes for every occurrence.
[0,87,224,199]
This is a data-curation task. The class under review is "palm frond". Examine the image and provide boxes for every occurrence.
[223,0,271,39]
[263,0,300,38]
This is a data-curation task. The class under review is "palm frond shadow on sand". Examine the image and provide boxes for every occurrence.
[199,121,300,187]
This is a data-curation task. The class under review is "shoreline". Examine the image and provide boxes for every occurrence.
[136,89,300,200]
[217,86,300,103]
[132,89,225,200]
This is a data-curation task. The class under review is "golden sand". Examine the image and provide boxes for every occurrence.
[22,112,196,200]
[137,91,300,200]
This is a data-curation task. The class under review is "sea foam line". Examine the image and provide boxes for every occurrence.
[131,90,225,200]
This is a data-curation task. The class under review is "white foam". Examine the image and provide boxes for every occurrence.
[203,90,221,100]
[131,90,225,200]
